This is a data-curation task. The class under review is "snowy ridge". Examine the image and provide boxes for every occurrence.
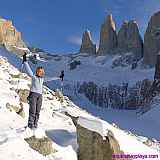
[36,52,155,86]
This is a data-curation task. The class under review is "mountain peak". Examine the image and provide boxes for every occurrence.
[0,17,26,54]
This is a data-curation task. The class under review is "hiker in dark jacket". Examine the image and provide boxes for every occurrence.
[22,53,64,129]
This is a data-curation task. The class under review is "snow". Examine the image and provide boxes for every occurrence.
[140,102,160,126]
[34,128,46,139]
[73,94,160,140]
[37,53,154,87]
[78,116,106,139]
[0,50,78,160]
[36,52,160,141]
[0,47,160,159]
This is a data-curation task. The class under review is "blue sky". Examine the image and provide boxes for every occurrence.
[0,0,160,54]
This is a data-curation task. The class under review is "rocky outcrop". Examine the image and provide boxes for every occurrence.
[17,89,30,103]
[117,21,143,59]
[154,54,160,80]
[97,14,117,55]
[112,53,138,68]
[69,60,81,70]
[144,11,160,66]
[0,18,26,52]
[65,112,78,126]
[54,89,64,103]
[76,119,128,160]
[6,102,25,118]
[80,30,96,54]
[25,136,56,156]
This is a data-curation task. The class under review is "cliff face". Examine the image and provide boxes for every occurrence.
[117,21,143,59]
[80,30,96,54]
[97,14,117,55]
[78,80,153,110]
[143,11,160,66]
[0,18,26,53]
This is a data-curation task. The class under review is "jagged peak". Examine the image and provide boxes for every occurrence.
[122,20,128,25]
[80,29,96,54]
[84,29,90,35]
[152,10,160,18]
[104,14,116,30]
[105,14,113,21]
[83,30,92,41]
[121,20,138,27]
[119,20,140,30]
[128,20,138,26]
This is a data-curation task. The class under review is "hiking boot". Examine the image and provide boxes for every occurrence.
[33,128,46,139]
[20,127,34,139]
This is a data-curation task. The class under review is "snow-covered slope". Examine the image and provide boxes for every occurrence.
[31,51,160,139]
[0,53,77,160]
[0,48,160,160]
[35,52,155,86]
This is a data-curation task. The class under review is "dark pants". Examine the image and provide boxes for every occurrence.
[27,92,42,129]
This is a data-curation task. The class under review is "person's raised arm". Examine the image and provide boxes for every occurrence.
[44,71,64,82]
[24,62,34,77]
[44,76,60,82]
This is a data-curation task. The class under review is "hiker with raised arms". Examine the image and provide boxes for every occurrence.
[22,52,64,137]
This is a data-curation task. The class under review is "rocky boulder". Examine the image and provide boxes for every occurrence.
[97,14,117,55]
[117,21,143,59]
[69,60,81,70]
[25,136,56,156]
[76,118,128,160]
[17,89,30,103]
[143,11,160,66]
[80,30,96,54]
[6,102,25,118]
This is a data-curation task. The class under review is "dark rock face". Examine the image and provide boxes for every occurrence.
[77,124,128,160]
[112,53,138,68]
[144,11,160,66]
[65,112,78,126]
[69,60,81,70]
[154,54,160,80]
[97,14,117,55]
[80,30,96,54]
[117,21,143,59]
[78,80,155,110]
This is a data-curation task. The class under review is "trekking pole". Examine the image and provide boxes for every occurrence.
[61,81,63,93]
[15,62,25,98]
[16,52,27,94]
[60,70,64,93]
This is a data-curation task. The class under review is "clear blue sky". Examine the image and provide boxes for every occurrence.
[0,0,160,54]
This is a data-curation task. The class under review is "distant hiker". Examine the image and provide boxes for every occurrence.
[22,53,64,130]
